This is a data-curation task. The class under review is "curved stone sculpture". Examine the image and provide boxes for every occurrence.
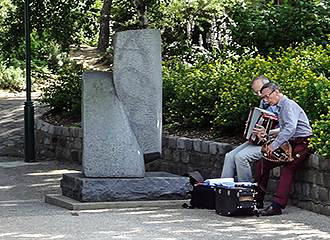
[113,29,162,157]
[82,72,145,178]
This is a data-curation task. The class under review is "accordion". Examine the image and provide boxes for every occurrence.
[261,138,294,163]
[243,107,278,145]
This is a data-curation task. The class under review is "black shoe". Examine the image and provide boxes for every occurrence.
[256,201,264,209]
[261,204,282,216]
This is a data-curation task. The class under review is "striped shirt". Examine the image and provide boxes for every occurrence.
[270,96,312,150]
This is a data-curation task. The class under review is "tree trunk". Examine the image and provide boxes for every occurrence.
[97,0,112,52]
[132,0,148,28]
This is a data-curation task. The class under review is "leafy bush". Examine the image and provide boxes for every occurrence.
[310,109,330,157]
[153,0,236,59]
[148,0,330,59]
[39,59,83,117]
[0,0,98,63]
[266,43,330,122]
[163,55,267,131]
[0,0,14,30]
[163,42,330,156]
[0,31,67,91]
[0,61,25,91]
[226,0,330,54]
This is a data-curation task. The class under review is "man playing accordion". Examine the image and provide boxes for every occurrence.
[255,82,313,216]
[221,75,279,191]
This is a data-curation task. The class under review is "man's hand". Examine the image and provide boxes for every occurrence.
[253,124,266,141]
[265,144,274,156]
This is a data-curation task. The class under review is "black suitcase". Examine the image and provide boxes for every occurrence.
[190,184,215,209]
[214,185,257,216]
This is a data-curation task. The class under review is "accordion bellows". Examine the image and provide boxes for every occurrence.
[243,107,278,145]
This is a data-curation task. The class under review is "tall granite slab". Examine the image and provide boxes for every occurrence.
[113,29,162,157]
[82,72,145,177]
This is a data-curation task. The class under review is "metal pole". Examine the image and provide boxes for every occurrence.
[24,0,35,162]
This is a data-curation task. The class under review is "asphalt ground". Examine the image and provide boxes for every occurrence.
[1,157,330,240]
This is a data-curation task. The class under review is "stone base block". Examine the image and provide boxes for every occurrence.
[61,172,190,202]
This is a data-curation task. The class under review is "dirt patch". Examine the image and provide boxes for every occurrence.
[69,44,111,71]
[163,127,244,146]
[41,112,81,128]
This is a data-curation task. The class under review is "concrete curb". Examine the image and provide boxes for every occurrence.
[45,194,188,211]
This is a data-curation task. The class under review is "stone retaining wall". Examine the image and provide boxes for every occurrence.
[35,119,82,162]
[35,117,330,216]
[269,154,330,215]
[146,136,234,178]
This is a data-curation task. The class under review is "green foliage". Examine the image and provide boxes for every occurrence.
[39,59,83,117]
[111,0,138,31]
[227,0,330,54]
[111,0,160,31]
[0,0,98,63]
[163,55,265,131]
[148,0,330,59]
[310,109,330,157]
[152,0,234,59]
[163,42,330,154]
[266,43,330,122]
[0,31,67,91]
[0,60,25,91]
[0,0,14,29]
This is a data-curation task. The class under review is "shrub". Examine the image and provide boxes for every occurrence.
[163,42,330,156]
[0,0,98,62]
[310,110,330,157]
[268,43,330,122]
[39,59,83,117]
[227,0,330,54]
[163,55,266,132]
[163,58,221,128]
[0,61,25,91]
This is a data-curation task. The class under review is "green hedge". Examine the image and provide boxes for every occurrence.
[0,60,25,91]
[310,109,330,157]
[39,59,83,117]
[163,43,330,156]
[228,0,330,55]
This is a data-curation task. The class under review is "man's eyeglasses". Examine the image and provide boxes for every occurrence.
[261,89,275,100]
[253,90,261,96]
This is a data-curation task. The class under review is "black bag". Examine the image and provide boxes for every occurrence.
[215,185,257,216]
[190,184,215,209]
[187,171,204,185]
[182,171,215,209]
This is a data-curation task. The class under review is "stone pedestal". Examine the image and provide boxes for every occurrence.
[61,172,190,202]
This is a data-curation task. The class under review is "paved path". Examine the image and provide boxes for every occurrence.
[1,156,330,240]
[0,90,40,157]
[0,89,330,240]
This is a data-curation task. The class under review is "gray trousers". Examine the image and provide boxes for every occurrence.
[220,141,262,182]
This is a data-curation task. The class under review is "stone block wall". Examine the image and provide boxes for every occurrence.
[35,118,82,163]
[267,155,330,215]
[145,135,233,178]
